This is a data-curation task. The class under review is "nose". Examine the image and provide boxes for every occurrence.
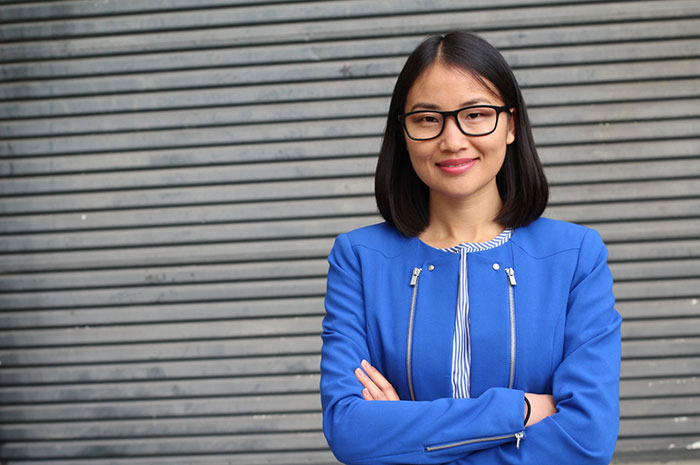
[439,115,469,152]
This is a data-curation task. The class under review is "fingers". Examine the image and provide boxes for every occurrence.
[361,360,400,399]
[354,360,400,401]
[354,368,377,399]
[355,366,386,400]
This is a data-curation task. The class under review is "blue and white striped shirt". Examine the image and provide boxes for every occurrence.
[441,229,513,398]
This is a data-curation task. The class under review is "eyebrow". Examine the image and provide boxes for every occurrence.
[408,99,490,112]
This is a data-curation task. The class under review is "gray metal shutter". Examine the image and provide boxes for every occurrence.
[1,1,698,463]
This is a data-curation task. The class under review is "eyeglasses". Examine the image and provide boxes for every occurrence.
[398,105,511,141]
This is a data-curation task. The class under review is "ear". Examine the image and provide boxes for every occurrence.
[506,108,516,145]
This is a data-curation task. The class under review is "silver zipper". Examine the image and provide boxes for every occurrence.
[426,430,525,452]
[406,267,422,401]
[505,267,516,389]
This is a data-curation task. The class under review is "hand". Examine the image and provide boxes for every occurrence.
[354,360,400,401]
[524,393,556,426]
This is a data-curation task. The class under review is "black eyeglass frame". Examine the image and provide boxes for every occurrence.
[398,104,512,141]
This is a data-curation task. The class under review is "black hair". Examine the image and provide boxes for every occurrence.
[374,31,548,237]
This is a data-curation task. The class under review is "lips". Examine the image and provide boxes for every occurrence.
[435,158,478,174]
[437,158,476,167]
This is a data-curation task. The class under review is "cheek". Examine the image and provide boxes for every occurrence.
[406,140,432,166]
[474,137,507,158]
[405,143,435,186]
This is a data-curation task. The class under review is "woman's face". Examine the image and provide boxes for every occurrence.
[403,61,515,204]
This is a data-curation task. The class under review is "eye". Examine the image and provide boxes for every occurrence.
[409,112,442,126]
[459,107,497,125]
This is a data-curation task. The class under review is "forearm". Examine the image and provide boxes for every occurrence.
[322,387,526,464]
[447,411,618,465]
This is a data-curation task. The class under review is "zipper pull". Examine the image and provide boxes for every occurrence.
[505,267,517,286]
[410,267,422,286]
[515,431,524,449]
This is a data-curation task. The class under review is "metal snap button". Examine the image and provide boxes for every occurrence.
[492,263,500,270]
[428,265,435,271]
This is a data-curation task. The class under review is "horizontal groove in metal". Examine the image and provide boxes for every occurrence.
[0,179,698,224]
[0,254,697,295]
[0,354,325,385]
[2,151,699,196]
[0,203,698,255]
[0,222,697,273]
[2,117,699,158]
[0,418,699,456]
[0,264,697,312]
[3,138,699,181]
[0,451,338,465]
[3,77,700,125]
[0,412,326,441]
[3,34,700,99]
[0,362,697,392]
[1,1,699,463]
[1,358,699,408]
[3,0,622,41]
[4,96,700,141]
[0,431,329,458]
[0,0,317,23]
[0,1,694,40]
[1,0,698,59]
[0,183,698,237]
[0,336,324,365]
[1,314,699,350]
[2,159,699,211]
[0,278,329,310]
[0,260,330,291]
[3,55,700,106]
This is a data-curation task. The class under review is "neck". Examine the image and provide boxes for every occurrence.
[419,185,505,248]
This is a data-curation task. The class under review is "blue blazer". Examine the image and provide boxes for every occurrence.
[321,217,621,464]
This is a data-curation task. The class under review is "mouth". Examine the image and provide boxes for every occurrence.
[436,158,476,167]
[436,158,478,174]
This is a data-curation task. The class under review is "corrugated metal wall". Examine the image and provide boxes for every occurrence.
[1,0,699,463]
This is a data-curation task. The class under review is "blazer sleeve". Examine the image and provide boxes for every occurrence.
[448,228,622,465]
[320,233,527,465]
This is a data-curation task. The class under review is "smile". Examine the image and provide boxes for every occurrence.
[436,158,477,174]
[441,161,471,167]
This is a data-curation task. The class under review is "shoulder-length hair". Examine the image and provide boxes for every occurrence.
[375,31,548,237]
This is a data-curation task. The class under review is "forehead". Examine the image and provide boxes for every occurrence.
[406,61,503,106]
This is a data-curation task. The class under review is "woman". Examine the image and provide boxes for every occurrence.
[320,31,621,464]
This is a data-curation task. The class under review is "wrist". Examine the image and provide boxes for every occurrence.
[523,395,531,426]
